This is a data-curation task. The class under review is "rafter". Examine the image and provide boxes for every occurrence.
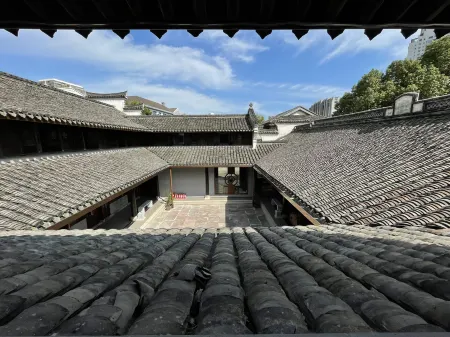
[396,0,419,21]
[91,0,117,20]
[158,0,174,20]
[260,0,275,21]
[226,0,240,21]
[426,0,450,21]
[23,0,48,19]
[125,0,142,17]
[361,0,385,23]
[56,0,85,20]
[326,0,349,20]
[193,0,208,22]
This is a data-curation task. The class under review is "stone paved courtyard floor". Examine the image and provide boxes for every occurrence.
[142,203,270,229]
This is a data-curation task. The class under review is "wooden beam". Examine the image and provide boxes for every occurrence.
[169,167,173,196]
[34,124,42,153]
[279,190,321,226]
[260,0,275,21]
[327,0,349,20]
[194,0,208,22]
[395,0,419,21]
[130,189,138,218]
[125,0,142,17]
[226,0,240,20]
[47,172,160,230]
[426,0,450,21]
[254,166,320,226]
[91,0,117,20]
[205,168,209,196]
[362,0,385,23]
[24,0,48,19]
[57,0,85,20]
[158,0,174,20]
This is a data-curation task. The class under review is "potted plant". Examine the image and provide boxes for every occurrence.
[165,192,174,210]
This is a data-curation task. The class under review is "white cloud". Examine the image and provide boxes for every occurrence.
[273,29,418,64]
[250,81,348,99]
[86,77,244,115]
[201,30,268,63]
[273,30,328,55]
[0,30,235,89]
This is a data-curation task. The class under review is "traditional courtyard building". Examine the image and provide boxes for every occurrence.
[1,2,450,334]
[126,96,177,116]
[258,105,321,142]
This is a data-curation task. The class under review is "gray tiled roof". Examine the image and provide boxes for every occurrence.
[0,148,169,231]
[148,145,281,166]
[256,112,450,229]
[0,73,146,131]
[0,225,449,335]
[127,96,174,113]
[86,91,127,99]
[129,114,253,132]
[267,106,320,124]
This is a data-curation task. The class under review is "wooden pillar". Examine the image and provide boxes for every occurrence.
[252,169,260,208]
[58,128,65,152]
[169,167,173,196]
[205,168,210,196]
[130,189,138,218]
[34,124,43,153]
[81,130,87,150]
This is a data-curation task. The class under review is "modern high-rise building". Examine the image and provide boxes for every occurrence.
[406,29,436,60]
[309,97,339,117]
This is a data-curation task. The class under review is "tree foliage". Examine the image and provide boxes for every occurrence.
[255,113,265,124]
[127,100,142,106]
[335,58,450,116]
[142,107,152,115]
[421,36,450,77]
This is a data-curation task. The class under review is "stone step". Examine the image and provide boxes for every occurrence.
[174,196,252,205]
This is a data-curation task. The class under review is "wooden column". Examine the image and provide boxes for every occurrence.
[252,169,260,208]
[58,128,65,152]
[205,168,210,196]
[130,189,138,218]
[34,124,43,153]
[169,167,173,196]
[80,130,87,150]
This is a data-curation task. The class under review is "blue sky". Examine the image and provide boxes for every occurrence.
[0,29,417,117]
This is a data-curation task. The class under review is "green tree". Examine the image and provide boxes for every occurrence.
[335,60,450,116]
[142,107,152,115]
[421,36,450,76]
[255,113,265,124]
[335,69,388,115]
[127,100,142,106]
[384,60,449,99]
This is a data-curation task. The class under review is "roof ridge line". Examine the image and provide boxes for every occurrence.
[0,147,150,165]
[294,109,450,132]
[0,103,147,132]
[0,71,123,110]
[127,114,247,118]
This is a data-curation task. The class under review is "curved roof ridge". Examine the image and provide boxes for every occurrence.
[0,72,122,109]
[86,91,128,99]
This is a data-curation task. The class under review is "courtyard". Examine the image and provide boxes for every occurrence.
[142,203,270,229]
